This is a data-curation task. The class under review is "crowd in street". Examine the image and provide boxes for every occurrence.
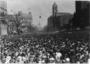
[0,34,89,64]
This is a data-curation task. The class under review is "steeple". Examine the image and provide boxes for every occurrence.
[52,2,58,16]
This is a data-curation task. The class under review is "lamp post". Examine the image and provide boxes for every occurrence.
[38,16,42,31]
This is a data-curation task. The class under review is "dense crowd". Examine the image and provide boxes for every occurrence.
[0,34,89,64]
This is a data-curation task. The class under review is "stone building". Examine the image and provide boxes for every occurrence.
[0,1,7,36]
[47,2,73,31]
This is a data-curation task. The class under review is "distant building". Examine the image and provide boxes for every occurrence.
[6,11,33,35]
[6,15,17,35]
[72,1,90,29]
[17,11,33,33]
[0,1,7,36]
[48,13,73,31]
[47,2,73,31]
[0,1,7,13]
[18,11,32,25]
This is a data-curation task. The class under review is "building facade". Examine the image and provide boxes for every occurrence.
[7,11,33,35]
[47,2,73,31]
[72,1,90,29]
[17,11,33,33]
[0,1,7,36]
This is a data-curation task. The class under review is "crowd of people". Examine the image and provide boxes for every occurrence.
[0,34,89,64]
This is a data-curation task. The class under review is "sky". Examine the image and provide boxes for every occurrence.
[3,0,75,29]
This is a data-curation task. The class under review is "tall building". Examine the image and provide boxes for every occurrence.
[47,2,73,32]
[76,1,89,13]
[72,1,90,28]
[0,1,7,35]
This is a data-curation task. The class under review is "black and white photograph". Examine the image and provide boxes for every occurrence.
[0,0,90,64]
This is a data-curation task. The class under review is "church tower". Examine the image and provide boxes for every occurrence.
[52,2,58,16]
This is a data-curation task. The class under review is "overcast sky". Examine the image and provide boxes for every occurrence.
[5,0,75,29]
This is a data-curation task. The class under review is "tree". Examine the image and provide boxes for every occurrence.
[14,14,22,35]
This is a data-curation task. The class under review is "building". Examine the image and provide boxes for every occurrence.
[6,11,33,34]
[47,2,73,31]
[0,1,7,36]
[16,11,33,33]
[18,11,32,26]
[6,15,17,35]
[0,1,7,13]
[72,1,90,29]
[48,13,73,31]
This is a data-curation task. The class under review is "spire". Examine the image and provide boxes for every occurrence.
[52,2,58,16]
